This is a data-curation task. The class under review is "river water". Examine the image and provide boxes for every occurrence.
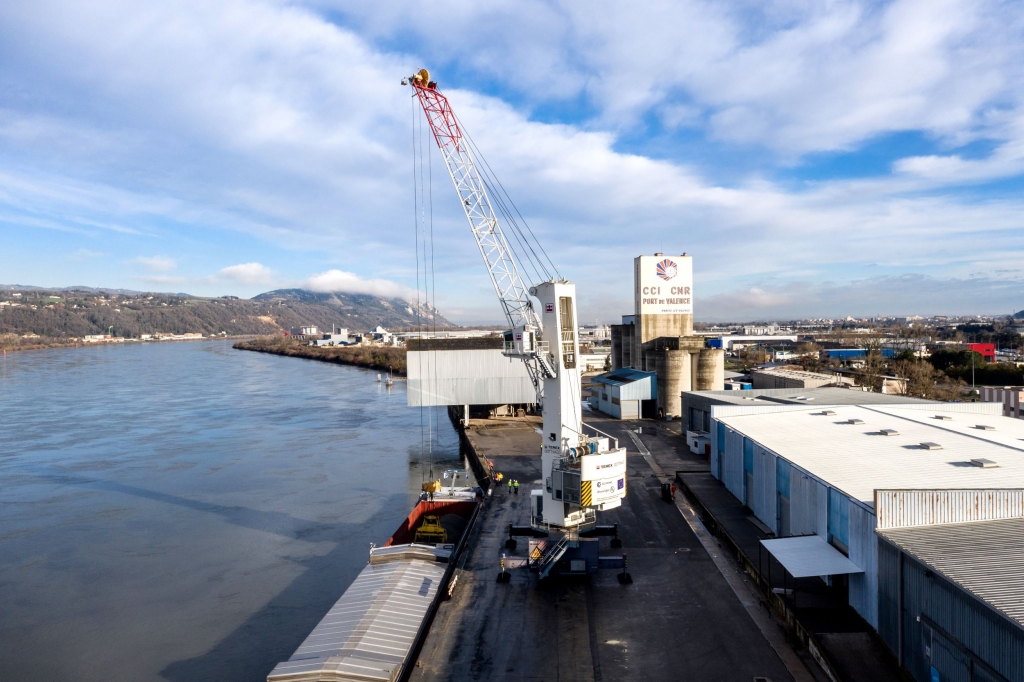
[0,340,464,681]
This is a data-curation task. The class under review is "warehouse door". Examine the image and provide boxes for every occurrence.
[776,460,791,536]
[922,624,970,682]
[743,438,754,509]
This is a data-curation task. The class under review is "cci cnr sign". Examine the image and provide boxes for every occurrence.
[634,255,693,316]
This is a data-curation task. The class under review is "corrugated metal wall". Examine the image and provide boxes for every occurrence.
[711,420,724,482]
[789,469,825,537]
[875,489,1024,530]
[877,537,1024,682]
[616,375,657,402]
[620,400,640,419]
[877,539,900,657]
[848,503,878,627]
[752,445,776,529]
[407,350,535,406]
[724,428,744,499]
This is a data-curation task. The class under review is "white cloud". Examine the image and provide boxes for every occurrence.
[142,275,186,285]
[0,0,1023,318]
[132,255,176,271]
[219,262,275,285]
[303,269,413,299]
[68,248,105,260]
[328,0,1024,155]
[701,274,1024,321]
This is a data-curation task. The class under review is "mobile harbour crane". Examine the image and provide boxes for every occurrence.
[404,70,628,574]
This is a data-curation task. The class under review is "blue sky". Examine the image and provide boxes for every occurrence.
[2,0,1023,323]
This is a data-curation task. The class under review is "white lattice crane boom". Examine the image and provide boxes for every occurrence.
[408,69,538,332]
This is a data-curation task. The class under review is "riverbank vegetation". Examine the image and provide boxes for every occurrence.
[0,333,80,352]
[233,336,407,375]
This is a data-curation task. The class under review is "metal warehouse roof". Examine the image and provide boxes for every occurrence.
[592,368,655,386]
[760,535,864,578]
[689,386,935,407]
[717,404,1024,505]
[879,518,1024,630]
[268,557,446,681]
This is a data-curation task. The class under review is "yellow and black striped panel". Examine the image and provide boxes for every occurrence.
[580,481,592,507]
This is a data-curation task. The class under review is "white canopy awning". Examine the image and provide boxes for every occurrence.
[760,535,863,578]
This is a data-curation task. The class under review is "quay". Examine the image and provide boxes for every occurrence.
[408,412,809,682]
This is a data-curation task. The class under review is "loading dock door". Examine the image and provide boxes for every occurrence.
[777,461,791,537]
[743,438,754,509]
[923,624,969,682]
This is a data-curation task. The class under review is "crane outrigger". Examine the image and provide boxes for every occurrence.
[404,69,627,536]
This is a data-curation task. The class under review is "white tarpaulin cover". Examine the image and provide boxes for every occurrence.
[760,535,864,578]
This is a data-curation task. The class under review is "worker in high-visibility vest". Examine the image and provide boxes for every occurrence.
[508,478,513,493]
[513,480,519,495]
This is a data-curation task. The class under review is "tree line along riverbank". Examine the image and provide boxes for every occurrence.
[233,337,407,376]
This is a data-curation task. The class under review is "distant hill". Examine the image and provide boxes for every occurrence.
[0,287,451,340]
[251,289,449,330]
[1015,310,1024,319]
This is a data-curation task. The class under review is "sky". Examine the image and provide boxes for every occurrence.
[2,0,1024,323]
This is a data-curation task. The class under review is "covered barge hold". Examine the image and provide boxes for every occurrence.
[268,490,480,682]
[267,552,448,681]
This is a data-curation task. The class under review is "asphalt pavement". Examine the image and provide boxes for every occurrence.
[410,414,804,682]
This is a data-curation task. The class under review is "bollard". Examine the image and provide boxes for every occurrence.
[496,553,511,583]
[610,522,622,549]
[617,552,633,584]
[505,523,517,550]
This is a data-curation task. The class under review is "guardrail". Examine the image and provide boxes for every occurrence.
[582,421,619,449]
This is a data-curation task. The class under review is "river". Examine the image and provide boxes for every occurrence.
[0,340,464,681]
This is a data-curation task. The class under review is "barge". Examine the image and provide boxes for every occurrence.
[267,477,481,682]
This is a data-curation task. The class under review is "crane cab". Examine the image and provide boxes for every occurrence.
[502,325,537,357]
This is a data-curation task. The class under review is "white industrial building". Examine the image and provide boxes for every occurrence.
[982,386,1024,419]
[708,400,1024,682]
[749,367,853,390]
[406,338,535,413]
[705,334,799,351]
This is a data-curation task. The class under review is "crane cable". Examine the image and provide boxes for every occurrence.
[427,110,442,481]
[452,109,560,284]
[411,93,427,484]
[419,93,436,481]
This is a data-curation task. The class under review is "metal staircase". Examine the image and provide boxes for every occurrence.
[534,341,557,379]
[536,534,578,579]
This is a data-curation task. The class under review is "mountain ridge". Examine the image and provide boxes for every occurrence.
[0,287,452,340]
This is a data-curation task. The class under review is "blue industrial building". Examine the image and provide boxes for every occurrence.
[825,348,896,359]
[589,368,656,419]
